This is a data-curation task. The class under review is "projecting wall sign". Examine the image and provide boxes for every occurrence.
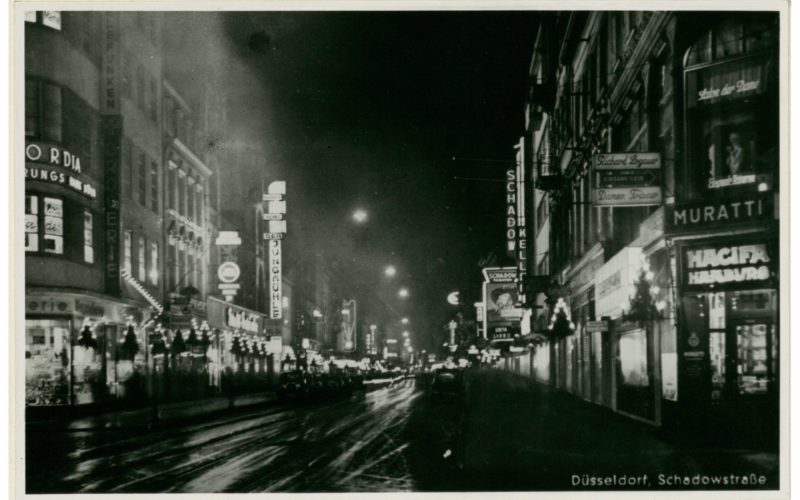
[593,152,662,207]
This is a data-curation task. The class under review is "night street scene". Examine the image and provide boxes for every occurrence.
[19,7,783,495]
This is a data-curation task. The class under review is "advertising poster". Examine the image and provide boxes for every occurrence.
[483,267,523,341]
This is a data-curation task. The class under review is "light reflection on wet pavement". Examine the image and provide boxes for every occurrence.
[26,370,779,493]
[27,378,457,493]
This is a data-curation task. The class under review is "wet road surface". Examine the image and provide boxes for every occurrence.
[25,370,779,493]
[26,377,462,493]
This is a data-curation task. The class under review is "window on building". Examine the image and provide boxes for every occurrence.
[165,97,175,136]
[123,139,133,199]
[24,195,39,252]
[196,185,204,226]
[62,89,93,169]
[197,255,204,296]
[42,197,64,255]
[25,79,39,137]
[167,242,176,291]
[137,151,147,206]
[149,242,159,285]
[188,247,196,288]
[150,160,159,213]
[582,176,592,253]
[683,14,778,199]
[83,210,94,263]
[613,12,627,64]
[596,21,608,93]
[686,14,777,66]
[177,170,186,216]
[187,179,195,222]
[613,90,646,152]
[177,247,186,291]
[175,108,184,141]
[185,118,194,150]
[26,81,63,142]
[168,163,177,211]
[124,231,132,275]
[536,195,549,231]
[138,236,146,282]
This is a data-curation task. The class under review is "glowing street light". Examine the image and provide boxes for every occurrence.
[401,317,409,324]
[402,331,410,338]
[384,265,397,277]
[352,209,368,223]
[398,288,409,299]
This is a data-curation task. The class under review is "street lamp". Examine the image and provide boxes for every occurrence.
[401,317,409,324]
[402,330,409,338]
[384,265,397,278]
[352,209,368,223]
[398,288,409,299]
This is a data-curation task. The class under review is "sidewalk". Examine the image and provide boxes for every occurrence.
[27,391,277,431]
[454,368,778,491]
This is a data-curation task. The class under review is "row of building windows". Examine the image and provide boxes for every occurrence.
[166,161,206,226]
[166,240,205,295]
[164,94,204,155]
[533,13,778,275]
[24,194,93,264]
[121,139,160,213]
[121,50,159,123]
[25,79,95,168]
[123,231,159,286]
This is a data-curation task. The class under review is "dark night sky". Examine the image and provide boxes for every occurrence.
[168,11,538,348]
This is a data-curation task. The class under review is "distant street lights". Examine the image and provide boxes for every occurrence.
[401,317,409,324]
[398,288,409,299]
[402,331,410,338]
[384,265,396,278]
[352,209,368,223]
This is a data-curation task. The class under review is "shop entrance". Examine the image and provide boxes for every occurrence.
[709,290,777,402]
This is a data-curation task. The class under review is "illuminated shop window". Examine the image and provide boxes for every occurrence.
[83,211,94,263]
[24,195,39,252]
[684,14,778,197]
[42,197,63,254]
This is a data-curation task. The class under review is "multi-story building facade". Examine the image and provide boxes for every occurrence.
[521,11,779,436]
[24,11,166,406]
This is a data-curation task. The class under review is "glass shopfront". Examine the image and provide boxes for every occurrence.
[25,318,71,405]
[615,324,656,421]
[677,237,778,408]
[683,289,777,403]
[25,292,150,406]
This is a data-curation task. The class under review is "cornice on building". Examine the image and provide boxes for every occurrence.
[172,137,213,178]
